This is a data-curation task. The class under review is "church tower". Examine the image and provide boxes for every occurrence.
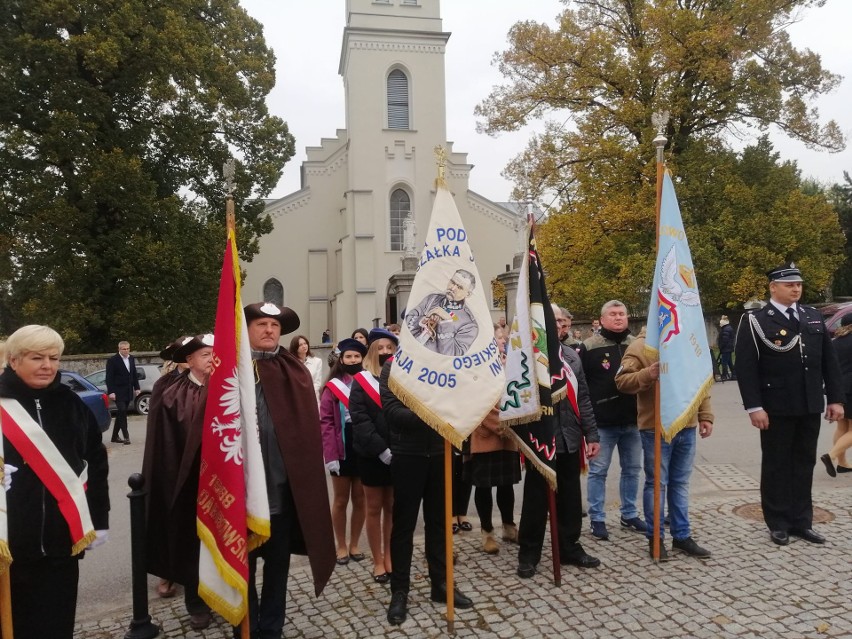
[337,0,450,328]
[244,1,520,344]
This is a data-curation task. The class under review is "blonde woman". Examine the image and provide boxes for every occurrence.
[350,328,398,583]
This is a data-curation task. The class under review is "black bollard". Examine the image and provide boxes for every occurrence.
[125,473,160,639]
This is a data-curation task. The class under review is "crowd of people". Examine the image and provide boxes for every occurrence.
[0,260,848,637]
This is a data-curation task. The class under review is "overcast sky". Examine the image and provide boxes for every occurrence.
[239,0,852,202]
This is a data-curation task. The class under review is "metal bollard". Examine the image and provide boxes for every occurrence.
[124,473,160,639]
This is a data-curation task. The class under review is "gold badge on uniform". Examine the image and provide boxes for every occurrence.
[780,329,787,336]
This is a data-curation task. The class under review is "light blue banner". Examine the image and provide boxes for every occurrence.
[646,173,713,440]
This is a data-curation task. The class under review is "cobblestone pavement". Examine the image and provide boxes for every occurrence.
[76,487,852,639]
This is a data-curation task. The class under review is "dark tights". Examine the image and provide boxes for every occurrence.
[474,485,515,532]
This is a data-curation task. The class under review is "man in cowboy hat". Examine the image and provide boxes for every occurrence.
[142,333,216,629]
[239,302,335,639]
[735,262,844,547]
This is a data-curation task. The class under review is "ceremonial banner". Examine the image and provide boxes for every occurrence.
[500,222,577,487]
[645,172,713,441]
[389,179,505,448]
[0,409,7,573]
[197,228,270,625]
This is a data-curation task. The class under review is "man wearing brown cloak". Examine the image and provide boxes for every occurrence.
[240,302,335,639]
[142,334,215,630]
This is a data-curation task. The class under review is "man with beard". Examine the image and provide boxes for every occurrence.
[407,269,479,356]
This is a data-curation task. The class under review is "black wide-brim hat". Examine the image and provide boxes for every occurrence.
[243,302,300,335]
[159,335,193,361]
[172,333,214,364]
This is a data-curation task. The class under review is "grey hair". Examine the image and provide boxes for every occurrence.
[600,300,627,316]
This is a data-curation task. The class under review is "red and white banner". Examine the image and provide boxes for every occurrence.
[197,228,270,625]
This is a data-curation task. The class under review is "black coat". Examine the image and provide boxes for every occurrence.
[735,303,843,415]
[0,367,110,562]
[350,373,390,458]
[831,331,852,405]
[718,324,735,353]
[380,360,444,457]
[105,353,139,403]
[577,328,637,428]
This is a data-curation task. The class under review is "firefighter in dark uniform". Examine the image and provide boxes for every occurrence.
[735,262,844,546]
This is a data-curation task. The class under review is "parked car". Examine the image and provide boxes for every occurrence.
[820,301,852,336]
[59,370,112,433]
[85,364,160,415]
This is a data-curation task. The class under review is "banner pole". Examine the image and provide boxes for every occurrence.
[0,570,11,639]
[651,121,668,563]
[444,440,455,633]
[547,487,561,587]
[240,615,250,639]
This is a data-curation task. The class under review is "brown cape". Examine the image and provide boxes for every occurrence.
[256,350,335,597]
[142,370,206,584]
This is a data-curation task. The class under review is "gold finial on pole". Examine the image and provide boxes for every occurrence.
[434,145,447,186]
[223,159,236,233]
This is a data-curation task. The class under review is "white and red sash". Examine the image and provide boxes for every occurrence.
[353,371,381,408]
[325,378,352,409]
[0,398,96,555]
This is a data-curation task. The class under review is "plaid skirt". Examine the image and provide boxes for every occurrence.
[463,450,521,488]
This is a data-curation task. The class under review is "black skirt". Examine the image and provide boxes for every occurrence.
[358,456,392,487]
[464,450,521,487]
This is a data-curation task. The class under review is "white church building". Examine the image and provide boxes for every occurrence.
[243,0,523,343]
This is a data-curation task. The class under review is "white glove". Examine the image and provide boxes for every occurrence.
[379,449,392,465]
[325,460,340,475]
[86,530,109,550]
[3,464,18,491]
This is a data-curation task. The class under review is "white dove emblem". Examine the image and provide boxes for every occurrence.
[659,246,700,307]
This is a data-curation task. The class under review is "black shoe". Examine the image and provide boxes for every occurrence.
[517,562,536,579]
[430,584,473,609]
[648,538,670,562]
[769,530,789,546]
[110,438,123,443]
[820,453,837,478]
[672,536,711,558]
[838,465,852,473]
[387,591,408,625]
[123,439,131,445]
[561,551,601,568]
[789,528,825,544]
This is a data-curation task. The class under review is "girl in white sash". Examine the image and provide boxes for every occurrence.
[0,325,110,639]
[350,328,398,583]
[320,337,368,564]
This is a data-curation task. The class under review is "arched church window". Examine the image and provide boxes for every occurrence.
[263,278,284,306]
[389,189,410,251]
[387,69,410,130]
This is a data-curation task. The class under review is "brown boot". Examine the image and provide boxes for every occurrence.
[482,530,499,554]
[502,523,518,543]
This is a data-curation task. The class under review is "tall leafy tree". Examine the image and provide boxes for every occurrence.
[827,172,852,297]
[476,0,845,313]
[0,0,294,351]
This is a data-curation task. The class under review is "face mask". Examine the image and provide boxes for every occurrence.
[378,353,393,367]
[341,362,362,375]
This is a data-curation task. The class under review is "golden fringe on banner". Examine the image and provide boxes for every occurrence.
[0,541,10,575]
[499,410,542,429]
[661,373,714,444]
[550,386,567,405]
[197,523,248,626]
[388,376,494,452]
[507,431,557,491]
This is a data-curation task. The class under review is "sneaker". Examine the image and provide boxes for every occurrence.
[620,516,648,533]
[589,520,609,540]
[648,538,670,562]
[672,536,711,559]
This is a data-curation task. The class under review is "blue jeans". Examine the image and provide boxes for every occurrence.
[586,425,642,522]
[640,427,696,540]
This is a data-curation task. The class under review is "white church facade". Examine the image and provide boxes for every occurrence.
[243,0,523,343]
